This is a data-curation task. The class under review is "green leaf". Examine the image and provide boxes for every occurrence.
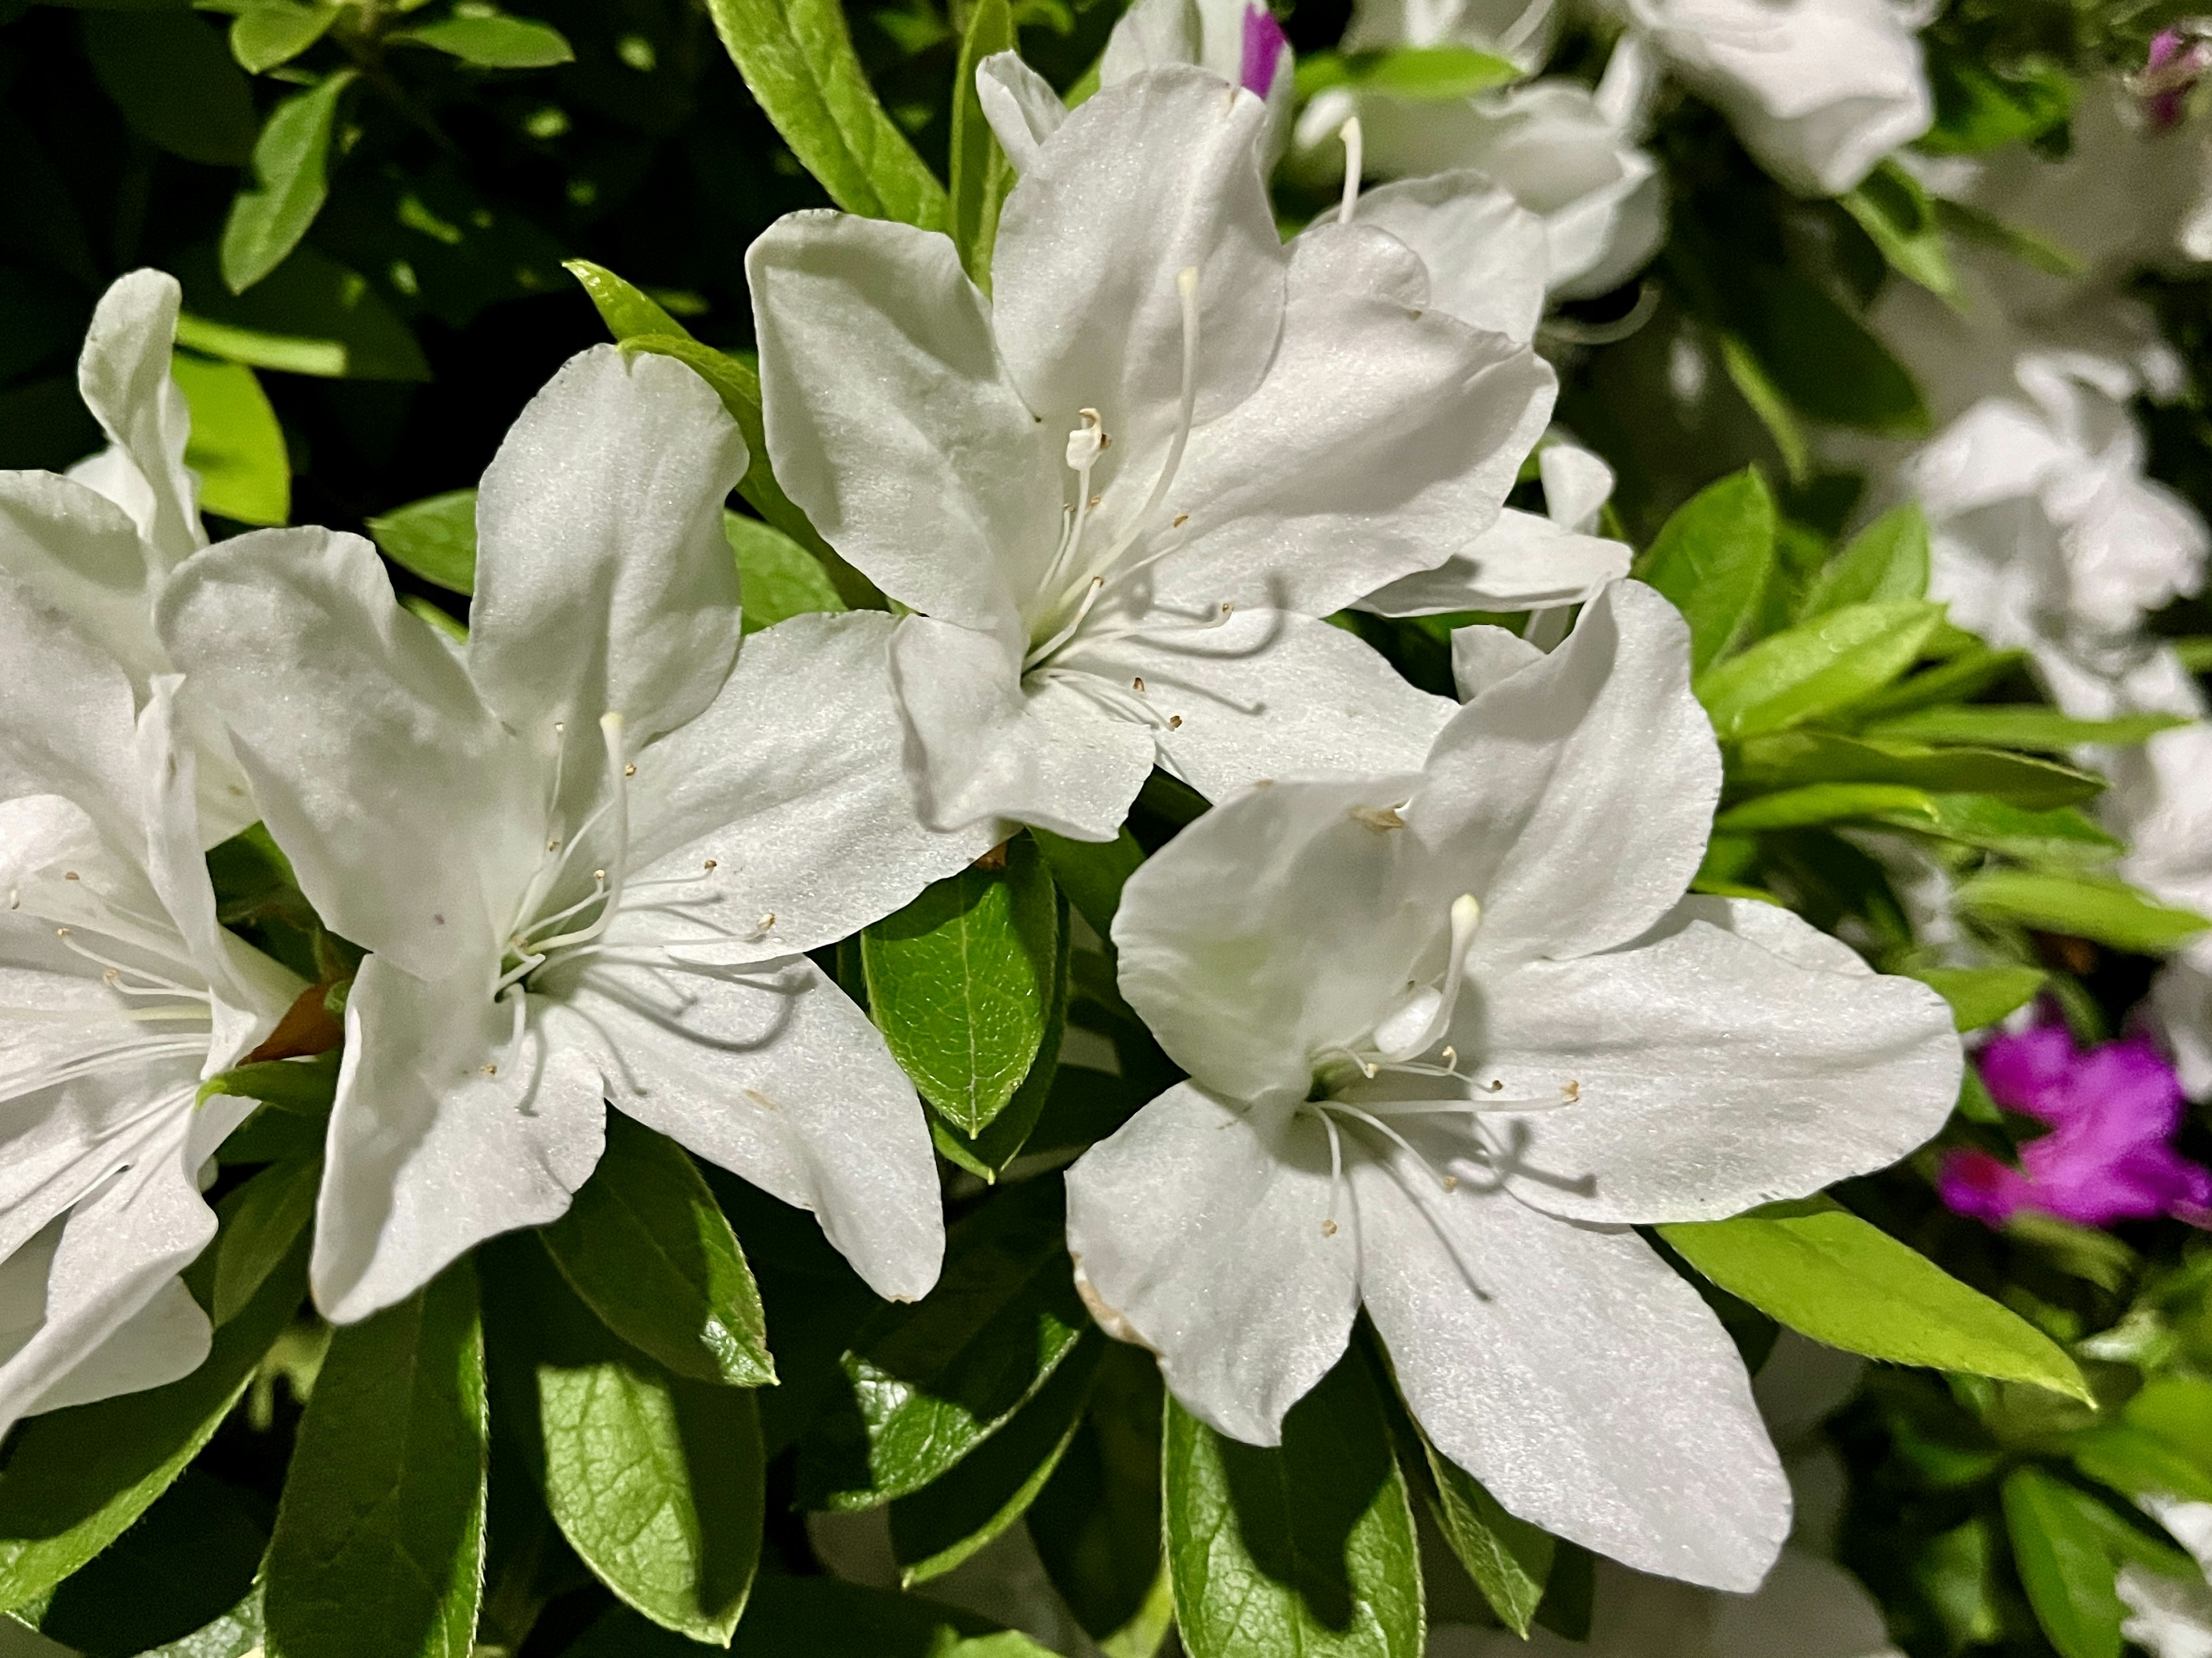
[1798,503,1929,620]
[1717,333,1809,486]
[228,1,336,73]
[948,0,1013,290]
[211,1155,320,1325]
[2073,1423,2212,1506]
[798,1176,1088,1509]
[1955,871,2211,954]
[724,509,845,632]
[863,835,1059,1136]
[1032,827,1145,945]
[82,11,256,165]
[173,352,289,525]
[264,1261,487,1658]
[398,12,574,67]
[1713,783,1936,832]
[127,1587,264,1658]
[1934,198,2082,279]
[1852,644,2027,720]
[1696,600,1942,740]
[366,489,478,594]
[1292,45,1519,100]
[1923,54,2073,155]
[889,1331,1102,1584]
[1861,705,2191,753]
[571,1576,1056,1658]
[1029,1345,1171,1656]
[29,1470,267,1658]
[1734,265,1928,437]
[200,1048,340,1115]
[1422,1447,1553,1638]
[1658,1204,2090,1402]
[2121,1375,2212,1470]
[536,1109,774,1388]
[1889,795,2121,867]
[933,886,1073,1178]
[486,1239,762,1641]
[0,1225,304,1610]
[701,0,948,229]
[178,245,430,381]
[1840,162,1956,299]
[1165,1353,1424,1658]
[1631,469,1776,675]
[1733,731,2105,809]
[220,70,357,296]
[1907,965,2047,1032]
[2001,1467,2124,1658]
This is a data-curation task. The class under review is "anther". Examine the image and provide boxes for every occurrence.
[1065,409,1107,470]
[1132,677,1145,692]
[702,859,718,871]
[1173,513,1189,528]
[63,871,78,882]
[1320,1219,1338,1238]
[1562,1079,1581,1103]
[624,764,637,778]
[1168,715,1183,729]
[483,1063,499,1075]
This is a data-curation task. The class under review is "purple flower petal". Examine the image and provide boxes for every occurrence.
[1240,3,1289,100]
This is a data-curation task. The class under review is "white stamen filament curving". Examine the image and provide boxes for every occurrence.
[1336,116,1363,225]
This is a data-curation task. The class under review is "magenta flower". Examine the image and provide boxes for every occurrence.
[1940,1025,2212,1229]
[1240,3,1289,100]
[2141,28,2212,132]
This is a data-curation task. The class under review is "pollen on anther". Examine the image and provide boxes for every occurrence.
[1320,1219,1338,1237]
[593,869,607,882]
[703,859,718,870]
[1132,676,1146,692]
[624,763,637,777]
[1173,513,1189,528]
[1168,715,1183,729]
[1442,1175,1459,1192]
[1441,1045,1457,1068]
[1562,1078,1581,1103]
[63,871,78,881]
[482,1063,499,1076]
[546,839,560,852]
[55,927,70,939]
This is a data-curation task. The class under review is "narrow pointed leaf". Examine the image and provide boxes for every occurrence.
[1798,503,1930,620]
[947,0,1013,290]
[366,490,478,595]
[174,354,289,526]
[1631,469,1776,674]
[211,1155,320,1325]
[2001,1467,2124,1658]
[220,70,358,296]
[1955,871,2210,954]
[1695,600,1942,740]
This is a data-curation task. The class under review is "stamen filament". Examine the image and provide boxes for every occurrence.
[1337,116,1363,224]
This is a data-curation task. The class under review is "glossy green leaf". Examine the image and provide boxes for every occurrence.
[1029,1344,1171,1657]
[1955,871,2210,954]
[1840,162,1956,299]
[0,1224,304,1609]
[934,886,1072,1178]
[863,835,1059,1136]
[537,1109,773,1387]
[1886,795,2122,866]
[400,12,574,66]
[211,1154,320,1325]
[1422,1445,1553,1638]
[1861,705,2191,753]
[2073,1423,2212,1505]
[488,1239,762,1641]
[220,70,358,296]
[798,1177,1088,1509]
[1696,600,1942,740]
[1798,503,1930,620]
[1733,731,2105,809]
[1713,783,1935,832]
[570,1576,1057,1658]
[1631,469,1776,674]
[1853,644,2027,720]
[701,0,948,229]
[173,352,289,525]
[82,10,255,165]
[2121,1375,2212,1468]
[1032,827,1146,946]
[948,0,1013,290]
[1658,1202,2090,1401]
[178,246,430,381]
[264,1261,487,1658]
[1907,965,2047,1032]
[1165,1354,1424,1658]
[1923,55,2073,155]
[2001,1467,2124,1658]
[228,1,336,73]
[890,1331,1102,1584]
[366,488,478,594]
[1293,45,1518,100]
[1735,265,1929,437]
[128,1587,264,1658]
[201,1048,340,1116]
[29,1471,267,1658]
[724,509,844,632]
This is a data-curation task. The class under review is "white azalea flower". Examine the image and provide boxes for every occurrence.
[158,346,986,1321]
[0,580,300,1433]
[1096,0,1296,158]
[1599,0,1931,197]
[1340,0,1558,68]
[2119,1497,2212,1658]
[0,270,256,844]
[751,67,1552,841]
[1064,580,1960,1588]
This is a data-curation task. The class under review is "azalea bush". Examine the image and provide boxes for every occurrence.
[6,1,2212,1657]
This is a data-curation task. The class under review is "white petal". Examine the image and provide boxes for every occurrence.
[1153,222,1556,617]
[1078,608,1450,802]
[1448,623,1542,700]
[1347,171,1550,344]
[29,1276,210,1417]
[1468,917,1960,1224]
[471,347,748,747]
[887,615,1156,840]
[976,50,1067,172]
[1099,0,1198,85]
[1351,1164,1790,1589]
[1411,580,1719,965]
[625,611,996,959]
[1358,508,1630,615]
[0,567,144,835]
[1112,774,1432,1099]
[992,67,1284,453]
[2119,1563,2212,1658]
[0,471,164,686]
[1063,1083,1359,1444]
[157,528,541,980]
[557,955,944,1303]
[1709,1547,1904,1657]
[1539,440,1615,534]
[75,271,203,571]
[312,953,606,1323]
[749,212,1057,629]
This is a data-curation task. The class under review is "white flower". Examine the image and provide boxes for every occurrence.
[751,67,1552,841]
[158,346,986,1322]
[1096,0,1297,158]
[1602,0,1931,197]
[1339,0,1558,67]
[2119,1498,2212,1658]
[1294,52,1666,301]
[1063,579,1961,1588]
[0,270,256,843]
[0,582,299,1433]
